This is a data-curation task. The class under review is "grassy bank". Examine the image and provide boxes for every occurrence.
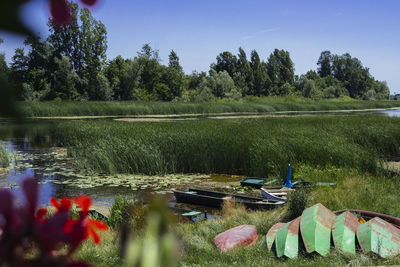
[76,166,400,266]
[0,143,8,168]
[177,166,400,266]
[55,115,400,176]
[18,97,400,117]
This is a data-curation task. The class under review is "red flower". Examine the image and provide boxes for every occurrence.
[73,195,91,217]
[64,195,108,245]
[79,0,98,6]
[0,177,106,266]
[49,0,99,26]
[50,0,71,26]
[51,197,72,213]
[86,219,108,243]
[36,208,48,223]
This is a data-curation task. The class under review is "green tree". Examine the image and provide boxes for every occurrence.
[331,53,373,98]
[21,35,52,100]
[317,51,332,77]
[162,50,184,99]
[209,70,239,98]
[105,56,127,100]
[10,48,29,85]
[0,38,21,115]
[250,50,269,96]
[211,51,237,78]
[370,80,390,100]
[79,7,108,100]
[194,77,214,102]
[267,49,294,94]
[47,2,108,100]
[186,71,207,90]
[0,38,7,73]
[235,47,253,95]
[137,44,162,96]
[93,72,113,100]
[48,2,81,72]
[49,56,79,100]
[168,50,182,72]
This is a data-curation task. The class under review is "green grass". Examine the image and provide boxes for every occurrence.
[75,231,122,267]
[54,115,400,177]
[17,97,400,117]
[176,166,400,266]
[0,143,8,168]
[75,166,400,266]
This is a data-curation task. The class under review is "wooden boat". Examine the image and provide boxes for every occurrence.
[240,177,277,188]
[332,211,359,254]
[275,217,301,258]
[265,222,285,251]
[173,188,285,210]
[168,205,203,217]
[357,217,400,258]
[260,187,293,202]
[334,209,400,229]
[300,203,337,256]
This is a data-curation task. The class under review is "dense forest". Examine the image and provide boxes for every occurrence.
[0,2,391,102]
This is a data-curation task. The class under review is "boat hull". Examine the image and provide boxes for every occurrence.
[357,217,400,258]
[300,203,337,256]
[260,187,287,202]
[174,188,284,210]
[332,211,359,254]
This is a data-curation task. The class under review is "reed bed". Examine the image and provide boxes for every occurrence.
[55,115,400,176]
[18,98,400,117]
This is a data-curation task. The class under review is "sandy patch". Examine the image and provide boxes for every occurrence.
[385,161,400,172]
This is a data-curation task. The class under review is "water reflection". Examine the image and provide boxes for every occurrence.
[0,121,214,216]
[379,109,400,117]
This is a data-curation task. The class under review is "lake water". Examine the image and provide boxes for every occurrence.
[0,109,398,214]
[0,121,236,216]
[379,109,400,117]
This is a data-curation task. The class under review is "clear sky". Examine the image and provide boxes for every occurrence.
[1,0,399,94]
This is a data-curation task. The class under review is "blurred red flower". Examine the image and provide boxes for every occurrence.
[49,0,99,26]
[0,177,108,266]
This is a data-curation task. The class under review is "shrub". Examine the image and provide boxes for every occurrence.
[108,196,133,229]
[286,189,311,220]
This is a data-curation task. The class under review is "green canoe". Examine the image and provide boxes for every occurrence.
[332,211,359,254]
[300,203,337,256]
[275,217,301,258]
[357,217,400,258]
[265,222,285,251]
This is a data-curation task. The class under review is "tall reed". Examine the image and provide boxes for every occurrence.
[18,98,400,117]
[55,115,400,176]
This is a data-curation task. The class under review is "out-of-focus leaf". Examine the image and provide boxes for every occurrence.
[0,0,33,35]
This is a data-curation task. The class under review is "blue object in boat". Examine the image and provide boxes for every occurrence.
[283,164,293,188]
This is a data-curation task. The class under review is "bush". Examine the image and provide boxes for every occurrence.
[286,189,311,220]
[108,196,133,229]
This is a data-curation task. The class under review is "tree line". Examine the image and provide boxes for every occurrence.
[0,2,390,101]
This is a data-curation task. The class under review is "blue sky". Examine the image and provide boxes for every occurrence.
[1,0,399,93]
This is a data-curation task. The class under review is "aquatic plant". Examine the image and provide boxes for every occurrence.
[17,98,400,117]
[0,177,108,266]
[55,115,400,177]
